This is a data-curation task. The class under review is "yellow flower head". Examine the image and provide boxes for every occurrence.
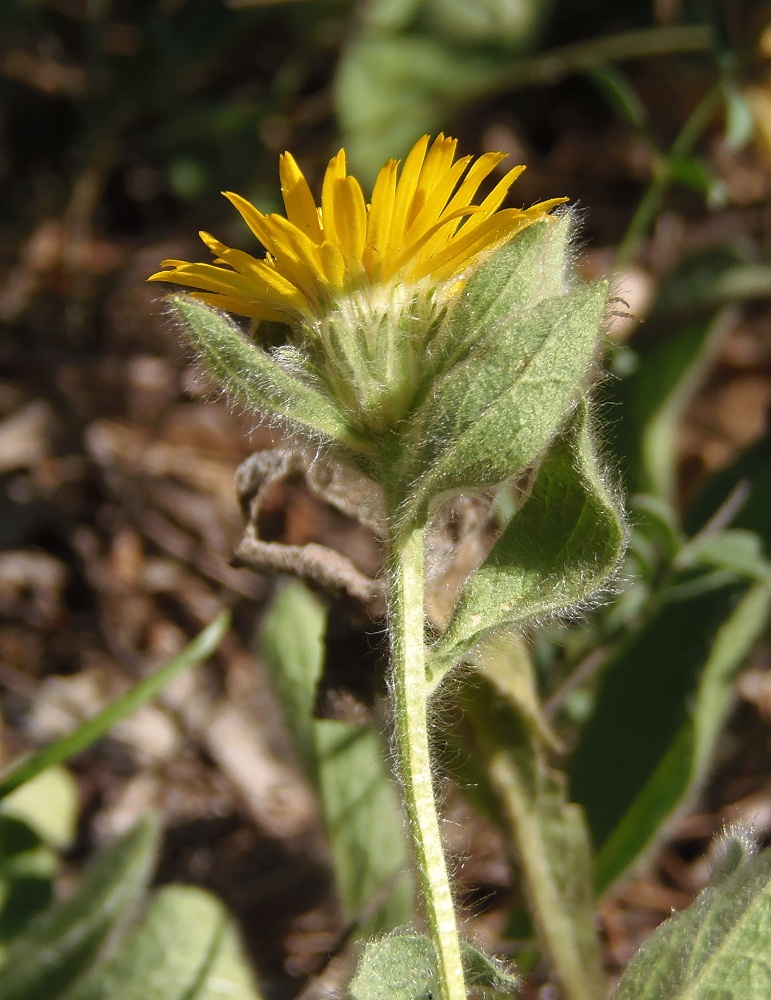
[148,134,566,324]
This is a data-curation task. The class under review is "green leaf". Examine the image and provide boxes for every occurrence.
[721,79,756,150]
[421,0,551,50]
[167,296,370,455]
[586,65,647,130]
[66,885,263,1000]
[0,767,78,850]
[0,819,57,952]
[432,216,573,365]
[608,310,731,504]
[685,425,771,547]
[349,933,436,1000]
[0,769,80,953]
[0,818,159,1000]
[335,34,503,184]
[614,847,771,999]
[680,529,771,583]
[402,280,608,524]
[315,721,414,932]
[430,402,624,681]
[349,932,520,1000]
[259,581,325,775]
[460,670,603,999]
[608,242,771,511]
[0,612,230,801]
[650,245,771,317]
[666,155,715,197]
[260,582,413,933]
[570,577,771,894]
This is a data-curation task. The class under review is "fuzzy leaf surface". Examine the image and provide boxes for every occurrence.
[66,885,262,1000]
[430,403,623,680]
[169,296,368,453]
[349,932,520,1000]
[432,216,571,365]
[614,847,771,999]
[401,281,607,524]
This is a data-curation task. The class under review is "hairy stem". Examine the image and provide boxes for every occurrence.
[389,523,466,1000]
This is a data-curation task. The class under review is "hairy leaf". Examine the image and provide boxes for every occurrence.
[614,846,771,999]
[401,281,607,524]
[349,932,520,1000]
[168,296,369,454]
[430,402,624,681]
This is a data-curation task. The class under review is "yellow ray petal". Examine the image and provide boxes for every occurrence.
[150,261,308,314]
[384,206,480,283]
[330,175,367,276]
[222,191,278,254]
[387,135,430,257]
[253,214,330,300]
[188,292,288,322]
[150,135,567,326]
[279,152,323,243]
[441,151,507,218]
[366,158,398,258]
[408,134,457,227]
[457,164,528,236]
[320,149,348,251]
[318,240,347,290]
[403,155,472,246]
[411,211,541,283]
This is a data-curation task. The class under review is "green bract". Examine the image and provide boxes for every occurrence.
[169,213,611,524]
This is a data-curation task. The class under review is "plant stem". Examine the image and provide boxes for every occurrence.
[454,25,712,110]
[389,523,467,1000]
[615,83,723,269]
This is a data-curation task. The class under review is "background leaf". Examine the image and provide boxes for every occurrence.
[570,574,771,894]
[460,665,603,1000]
[0,613,231,802]
[67,885,263,1000]
[260,582,413,933]
[0,818,159,1000]
[0,768,79,954]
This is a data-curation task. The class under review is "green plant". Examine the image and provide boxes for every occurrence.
[156,123,771,999]
[156,135,623,999]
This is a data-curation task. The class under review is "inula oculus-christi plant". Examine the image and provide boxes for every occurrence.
[149,135,625,999]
